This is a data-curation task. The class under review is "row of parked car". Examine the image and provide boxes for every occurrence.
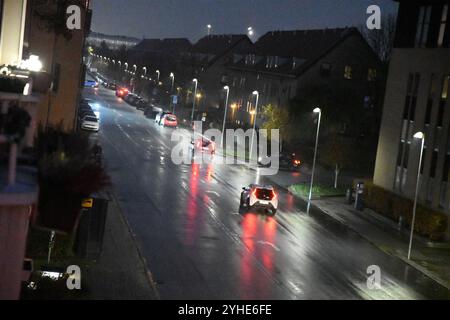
[78,98,99,132]
[115,86,179,128]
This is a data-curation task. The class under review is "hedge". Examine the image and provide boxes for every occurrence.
[359,181,448,241]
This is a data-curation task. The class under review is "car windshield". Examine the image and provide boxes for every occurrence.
[166,115,176,121]
[254,188,274,200]
[85,117,98,122]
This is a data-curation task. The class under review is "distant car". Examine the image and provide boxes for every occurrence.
[136,100,150,111]
[84,80,98,88]
[190,137,215,155]
[258,152,301,171]
[115,87,129,98]
[160,113,178,127]
[107,82,117,90]
[80,115,99,132]
[240,184,278,216]
[124,93,139,105]
[155,111,172,125]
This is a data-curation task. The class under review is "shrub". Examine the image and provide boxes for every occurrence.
[362,181,447,241]
[34,126,110,234]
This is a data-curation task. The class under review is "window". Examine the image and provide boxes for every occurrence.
[442,154,450,182]
[239,77,246,88]
[403,73,420,122]
[415,6,432,47]
[430,151,439,178]
[368,68,377,82]
[438,4,449,47]
[425,75,436,125]
[344,65,353,80]
[438,75,449,127]
[320,63,331,77]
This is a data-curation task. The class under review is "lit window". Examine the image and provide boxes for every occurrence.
[344,65,353,80]
[438,4,448,47]
[368,68,377,81]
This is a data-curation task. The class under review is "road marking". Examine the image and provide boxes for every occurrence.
[257,240,280,251]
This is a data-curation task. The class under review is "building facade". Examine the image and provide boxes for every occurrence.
[374,1,450,222]
[224,28,382,128]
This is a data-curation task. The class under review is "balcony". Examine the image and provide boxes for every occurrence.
[0,74,44,300]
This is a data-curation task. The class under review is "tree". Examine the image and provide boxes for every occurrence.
[359,14,397,63]
[260,104,291,149]
[319,137,355,188]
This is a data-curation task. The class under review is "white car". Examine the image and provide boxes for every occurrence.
[80,115,99,132]
[240,184,278,216]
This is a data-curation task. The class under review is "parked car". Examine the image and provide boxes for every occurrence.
[240,184,278,216]
[258,152,302,171]
[80,115,99,132]
[123,93,139,105]
[144,105,161,119]
[84,80,98,88]
[155,111,172,125]
[136,100,150,111]
[160,113,178,127]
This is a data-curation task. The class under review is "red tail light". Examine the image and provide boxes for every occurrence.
[272,190,277,199]
[252,189,257,197]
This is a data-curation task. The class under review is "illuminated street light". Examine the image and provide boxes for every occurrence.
[247,26,254,36]
[191,78,198,122]
[306,108,322,214]
[156,70,160,83]
[408,132,426,260]
[124,62,128,71]
[221,86,230,149]
[207,24,212,36]
[249,90,259,160]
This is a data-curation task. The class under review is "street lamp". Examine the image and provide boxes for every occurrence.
[221,86,230,149]
[207,24,212,36]
[248,26,254,36]
[306,107,322,214]
[124,62,128,71]
[170,72,175,93]
[249,91,259,160]
[191,78,198,122]
[133,64,137,73]
[408,131,426,260]
[156,70,160,83]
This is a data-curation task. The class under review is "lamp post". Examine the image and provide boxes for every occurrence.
[191,78,198,123]
[408,132,425,260]
[207,24,212,36]
[170,72,175,93]
[247,26,254,36]
[142,67,147,79]
[124,62,128,71]
[306,108,322,214]
[221,86,230,149]
[249,91,259,161]
[156,70,160,83]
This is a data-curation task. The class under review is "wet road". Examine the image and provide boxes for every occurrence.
[84,86,449,300]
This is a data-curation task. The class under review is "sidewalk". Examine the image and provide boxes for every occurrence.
[81,191,159,299]
[295,194,450,291]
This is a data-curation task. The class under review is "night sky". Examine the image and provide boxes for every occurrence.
[91,0,398,42]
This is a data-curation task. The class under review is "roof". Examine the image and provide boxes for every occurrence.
[229,27,376,77]
[191,34,250,55]
[252,27,356,60]
[132,38,192,53]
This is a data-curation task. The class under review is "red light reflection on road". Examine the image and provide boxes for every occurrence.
[239,213,278,299]
[185,163,200,245]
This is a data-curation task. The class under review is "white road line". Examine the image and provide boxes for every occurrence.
[257,240,281,252]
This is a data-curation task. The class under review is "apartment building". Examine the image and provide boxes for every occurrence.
[374,1,450,222]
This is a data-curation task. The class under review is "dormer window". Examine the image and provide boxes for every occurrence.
[344,65,353,80]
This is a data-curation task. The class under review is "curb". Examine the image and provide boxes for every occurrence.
[107,189,161,300]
